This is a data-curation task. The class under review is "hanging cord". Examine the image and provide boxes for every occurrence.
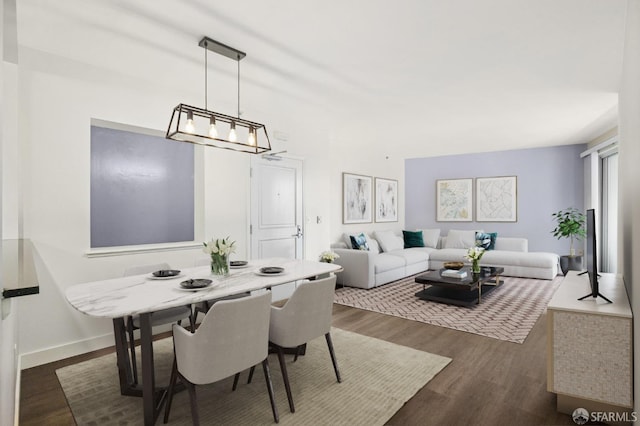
[237,57,241,118]
[204,41,208,110]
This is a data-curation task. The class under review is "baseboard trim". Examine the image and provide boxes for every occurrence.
[19,323,175,369]
[14,347,21,426]
[20,333,115,369]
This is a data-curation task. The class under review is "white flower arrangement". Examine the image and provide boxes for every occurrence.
[464,246,485,261]
[203,237,236,276]
[319,250,340,263]
[203,236,236,256]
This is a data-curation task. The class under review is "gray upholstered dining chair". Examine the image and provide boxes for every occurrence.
[123,263,194,384]
[191,257,249,322]
[163,291,279,424]
[267,275,341,413]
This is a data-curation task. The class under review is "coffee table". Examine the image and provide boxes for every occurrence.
[414,266,504,307]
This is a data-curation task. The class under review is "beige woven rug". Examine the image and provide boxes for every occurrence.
[335,274,563,344]
[56,327,451,425]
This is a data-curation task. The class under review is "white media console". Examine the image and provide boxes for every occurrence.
[547,271,633,422]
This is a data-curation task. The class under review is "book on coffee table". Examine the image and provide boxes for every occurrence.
[441,269,468,279]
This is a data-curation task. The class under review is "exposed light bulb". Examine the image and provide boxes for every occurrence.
[248,127,256,146]
[185,111,195,133]
[229,121,237,142]
[208,116,218,138]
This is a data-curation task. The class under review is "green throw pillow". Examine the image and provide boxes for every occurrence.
[403,230,425,248]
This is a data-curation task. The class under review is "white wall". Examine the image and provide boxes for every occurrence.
[1,0,20,422]
[13,39,342,366]
[329,138,405,243]
[619,0,640,416]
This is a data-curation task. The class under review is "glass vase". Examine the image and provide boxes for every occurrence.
[210,253,230,276]
[472,259,481,274]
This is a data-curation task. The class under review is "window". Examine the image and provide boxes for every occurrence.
[90,122,195,248]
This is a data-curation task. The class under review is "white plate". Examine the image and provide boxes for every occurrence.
[148,274,184,280]
[254,271,286,277]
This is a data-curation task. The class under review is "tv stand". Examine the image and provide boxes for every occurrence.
[577,292,612,303]
[547,271,633,417]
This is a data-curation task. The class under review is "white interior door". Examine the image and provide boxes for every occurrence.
[250,155,303,260]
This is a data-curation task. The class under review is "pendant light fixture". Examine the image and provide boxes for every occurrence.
[166,37,271,154]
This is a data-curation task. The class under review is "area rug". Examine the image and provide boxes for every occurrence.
[56,327,451,425]
[334,274,563,344]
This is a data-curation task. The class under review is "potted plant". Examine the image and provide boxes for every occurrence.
[551,208,586,274]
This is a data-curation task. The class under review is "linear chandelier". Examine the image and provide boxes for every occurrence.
[166,37,271,154]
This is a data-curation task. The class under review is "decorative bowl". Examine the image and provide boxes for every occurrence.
[443,261,465,270]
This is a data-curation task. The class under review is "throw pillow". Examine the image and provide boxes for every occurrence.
[350,233,370,250]
[417,228,441,248]
[403,230,425,248]
[443,230,479,249]
[476,232,498,250]
[374,230,404,252]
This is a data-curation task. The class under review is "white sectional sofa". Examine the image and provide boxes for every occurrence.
[331,229,559,289]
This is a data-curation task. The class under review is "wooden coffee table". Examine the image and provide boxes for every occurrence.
[414,266,504,307]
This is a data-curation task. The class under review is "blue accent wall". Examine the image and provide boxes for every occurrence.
[405,144,586,254]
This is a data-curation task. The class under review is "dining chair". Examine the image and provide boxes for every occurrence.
[163,291,279,425]
[192,257,249,322]
[267,275,341,413]
[123,263,194,385]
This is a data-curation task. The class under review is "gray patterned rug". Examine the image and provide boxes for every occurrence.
[56,327,451,425]
[334,274,563,343]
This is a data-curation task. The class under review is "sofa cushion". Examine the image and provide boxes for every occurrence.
[475,232,497,250]
[481,250,558,268]
[429,248,468,262]
[417,228,440,248]
[444,230,478,249]
[374,253,406,273]
[387,249,429,266]
[374,230,404,252]
[402,230,425,248]
[350,233,370,250]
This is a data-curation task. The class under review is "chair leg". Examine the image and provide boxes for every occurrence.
[262,359,280,423]
[232,372,240,391]
[325,332,342,383]
[126,316,138,385]
[293,345,302,362]
[247,365,255,384]
[183,373,200,426]
[163,357,178,424]
[275,345,295,413]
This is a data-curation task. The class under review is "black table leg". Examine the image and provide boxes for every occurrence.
[112,318,141,397]
[139,313,162,426]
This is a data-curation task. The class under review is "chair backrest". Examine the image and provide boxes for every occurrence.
[269,275,337,348]
[123,262,171,277]
[173,291,272,385]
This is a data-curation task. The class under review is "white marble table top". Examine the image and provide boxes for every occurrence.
[66,258,342,319]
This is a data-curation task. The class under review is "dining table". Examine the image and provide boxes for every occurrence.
[65,257,342,426]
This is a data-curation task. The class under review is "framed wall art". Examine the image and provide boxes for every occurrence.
[343,173,373,224]
[436,178,473,222]
[475,176,517,222]
[375,177,398,222]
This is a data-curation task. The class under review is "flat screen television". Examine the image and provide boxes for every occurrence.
[578,209,611,303]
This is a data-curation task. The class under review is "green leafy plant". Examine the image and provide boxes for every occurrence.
[551,208,586,256]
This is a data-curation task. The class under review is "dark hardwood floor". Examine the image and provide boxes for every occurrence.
[19,304,575,425]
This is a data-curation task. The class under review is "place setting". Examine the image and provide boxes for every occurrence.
[254,266,286,277]
[146,269,183,280]
[177,278,217,292]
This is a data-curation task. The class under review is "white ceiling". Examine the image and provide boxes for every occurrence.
[16,0,628,158]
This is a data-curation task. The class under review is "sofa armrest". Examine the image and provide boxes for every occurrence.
[494,237,528,252]
[333,248,377,289]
